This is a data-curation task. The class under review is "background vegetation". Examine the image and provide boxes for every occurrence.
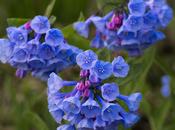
[0,0,175,130]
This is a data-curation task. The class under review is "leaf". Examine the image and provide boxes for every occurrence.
[156,100,171,130]
[62,25,91,50]
[49,15,57,25]
[22,111,49,130]
[44,0,56,17]
[155,56,175,78]
[78,12,85,21]
[7,18,30,26]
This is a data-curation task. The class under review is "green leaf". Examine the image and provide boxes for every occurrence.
[44,0,56,17]
[49,15,57,25]
[7,18,30,26]
[62,25,91,50]
[22,111,49,130]
[156,100,171,130]
[78,12,85,21]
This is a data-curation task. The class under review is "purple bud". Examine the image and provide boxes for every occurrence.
[83,89,90,97]
[24,21,31,30]
[15,69,27,78]
[85,80,91,88]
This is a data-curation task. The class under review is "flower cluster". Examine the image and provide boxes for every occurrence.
[48,50,142,130]
[74,0,173,56]
[0,16,82,80]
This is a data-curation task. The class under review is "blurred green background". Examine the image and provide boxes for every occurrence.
[0,0,175,130]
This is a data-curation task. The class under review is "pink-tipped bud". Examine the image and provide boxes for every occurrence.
[107,14,123,30]
[83,89,90,97]
[24,21,31,30]
[80,70,90,78]
[85,80,91,88]
[77,82,85,91]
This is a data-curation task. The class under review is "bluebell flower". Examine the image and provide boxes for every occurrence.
[74,0,172,56]
[64,113,83,125]
[73,17,91,38]
[0,39,13,63]
[81,98,101,118]
[48,73,64,94]
[0,15,82,80]
[124,15,143,32]
[128,0,146,16]
[161,75,171,97]
[101,102,122,122]
[76,50,98,69]
[30,15,50,34]
[94,116,106,129]
[6,27,28,44]
[143,11,158,29]
[57,124,76,130]
[90,32,105,48]
[118,93,142,111]
[12,47,29,63]
[63,96,81,114]
[140,30,165,44]
[92,60,112,80]
[112,56,129,78]
[47,51,142,129]
[38,43,56,60]
[91,11,113,34]
[77,118,94,130]
[101,83,119,101]
[45,28,64,46]
[158,5,173,27]
[120,112,140,128]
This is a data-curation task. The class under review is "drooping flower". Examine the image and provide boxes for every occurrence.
[47,50,142,130]
[0,15,82,80]
[76,50,98,69]
[74,0,173,56]
[112,56,130,78]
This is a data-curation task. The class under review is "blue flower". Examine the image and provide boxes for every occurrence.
[64,113,83,125]
[112,56,129,78]
[48,73,64,95]
[38,43,56,60]
[140,30,165,44]
[94,116,106,129]
[6,27,28,44]
[0,39,13,63]
[91,11,113,33]
[118,93,142,111]
[45,28,64,46]
[12,48,29,63]
[124,15,143,32]
[73,21,90,38]
[101,102,122,122]
[63,96,81,114]
[31,15,50,34]
[81,98,101,118]
[161,75,171,97]
[101,83,119,101]
[57,124,76,130]
[128,0,146,16]
[158,5,173,27]
[120,112,140,128]
[76,50,98,69]
[92,60,112,80]
[90,32,105,48]
[77,118,94,129]
[143,11,158,29]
